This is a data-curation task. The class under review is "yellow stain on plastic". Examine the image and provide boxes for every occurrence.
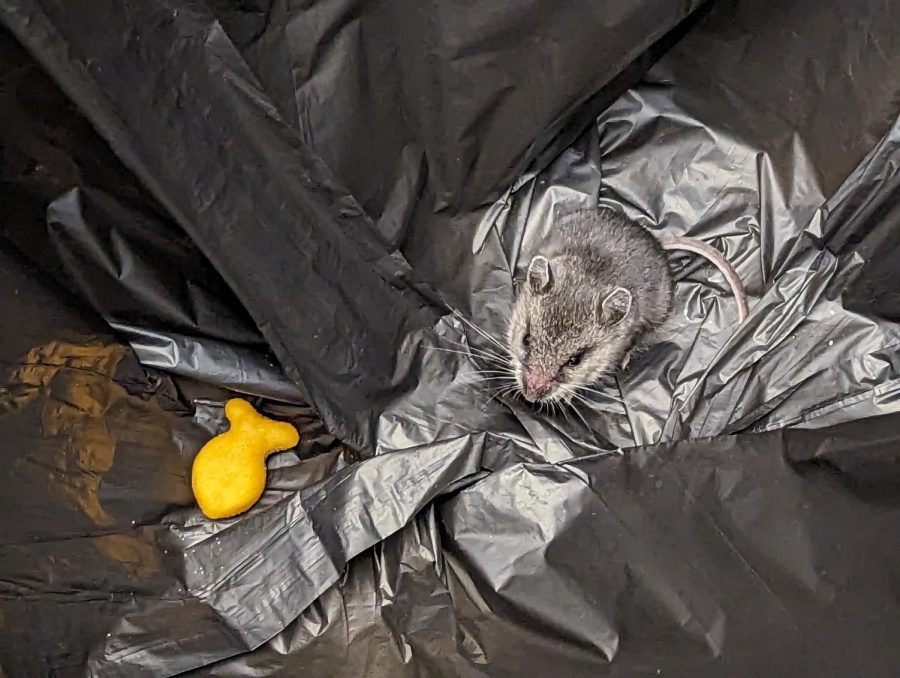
[191,399,299,520]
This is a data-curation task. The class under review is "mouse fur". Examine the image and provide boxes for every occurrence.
[508,207,673,403]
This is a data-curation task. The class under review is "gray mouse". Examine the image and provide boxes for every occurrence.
[508,207,747,404]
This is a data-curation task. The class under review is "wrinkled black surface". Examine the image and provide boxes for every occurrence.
[1,0,900,675]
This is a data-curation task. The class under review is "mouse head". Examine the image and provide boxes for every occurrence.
[508,254,635,403]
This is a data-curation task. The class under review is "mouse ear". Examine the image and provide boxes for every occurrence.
[527,255,553,295]
[600,287,632,325]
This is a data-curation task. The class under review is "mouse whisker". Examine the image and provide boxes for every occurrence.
[559,394,593,431]
[464,356,514,370]
[470,371,516,383]
[564,389,599,407]
[566,403,591,431]
[570,397,594,415]
[482,382,518,409]
[485,376,516,389]
[444,343,510,366]
[558,385,596,411]
[571,405,592,431]
[559,402,572,426]
[442,346,509,367]
[478,387,513,403]
[466,380,512,388]
[431,347,508,368]
[469,371,516,379]
[482,391,504,409]
[572,384,613,398]
[443,338,510,360]
[451,309,508,352]
[559,384,590,402]
[558,381,611,403]
[433,345,503,361]
[558,402,571,427]
[551,399,567,424]
[468,375,517,385]
[474,367,516,377]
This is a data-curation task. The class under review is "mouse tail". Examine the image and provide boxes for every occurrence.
[660,236,749,323]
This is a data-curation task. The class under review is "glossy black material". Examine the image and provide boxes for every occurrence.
[1,0,899,675]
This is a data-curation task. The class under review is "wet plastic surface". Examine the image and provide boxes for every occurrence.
[1,0,900,675]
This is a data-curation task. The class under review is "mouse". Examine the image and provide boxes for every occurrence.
[507,207,747,404]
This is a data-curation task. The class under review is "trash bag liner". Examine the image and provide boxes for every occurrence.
[1,0,900,675]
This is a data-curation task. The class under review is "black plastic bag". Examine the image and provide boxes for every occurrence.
[1,0,900,675]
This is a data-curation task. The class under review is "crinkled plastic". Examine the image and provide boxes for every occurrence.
[1,0,899,675]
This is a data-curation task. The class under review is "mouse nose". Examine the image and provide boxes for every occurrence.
[522,369,554,402]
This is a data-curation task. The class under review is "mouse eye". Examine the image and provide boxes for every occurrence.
[566,351,585,368]
[522,333,531,348]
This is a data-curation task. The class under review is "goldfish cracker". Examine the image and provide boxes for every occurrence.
[191,398,299,520]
